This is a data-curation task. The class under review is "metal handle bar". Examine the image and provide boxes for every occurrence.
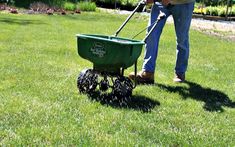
[114,0,146,37]
[131,11,166,41]
[143,10,166,42]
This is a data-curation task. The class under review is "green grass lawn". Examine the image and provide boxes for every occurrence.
[0,12,235,146]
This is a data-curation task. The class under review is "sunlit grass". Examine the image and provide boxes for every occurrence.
[0,12,235,146]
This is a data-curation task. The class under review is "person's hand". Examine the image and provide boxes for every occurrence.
[161,0,170,6]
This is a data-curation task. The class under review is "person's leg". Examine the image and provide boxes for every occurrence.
[171,2,194,77]
[128,3,171,84]
[142,2,171,73]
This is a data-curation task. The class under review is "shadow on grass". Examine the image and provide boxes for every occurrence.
[157,81,235,112]
[88,92,160,113]
[0,18,47,25]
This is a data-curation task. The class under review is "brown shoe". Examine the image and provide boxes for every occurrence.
[128,71,154,84]
[173,73,185,83]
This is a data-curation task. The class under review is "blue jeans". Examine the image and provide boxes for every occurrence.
[142,2,195,75]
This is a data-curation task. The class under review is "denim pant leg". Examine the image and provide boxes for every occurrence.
[171,2,195,75]
[142,3,171,73]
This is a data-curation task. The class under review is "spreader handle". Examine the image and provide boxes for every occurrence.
[114,0,146,37]
[143,10,166,42]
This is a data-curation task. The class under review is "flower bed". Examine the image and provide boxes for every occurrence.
[194,5,235,17]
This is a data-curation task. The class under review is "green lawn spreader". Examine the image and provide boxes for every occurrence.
[77,34,144,97]
[76,1,165,97]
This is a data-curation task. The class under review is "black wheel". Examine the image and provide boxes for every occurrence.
[99,79,109,91]
[77,69,98,93]
[113,76,133,97]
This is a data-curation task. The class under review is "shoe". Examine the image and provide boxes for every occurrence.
[173,73,185,83]
[128,71,154,84]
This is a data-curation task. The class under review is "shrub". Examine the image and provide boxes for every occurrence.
[230,7,235,16]
[193,7,206,14]
[120,0,139,7]
[211,7,219,16]
[218,7,226,16]
[205,6,219,16]
[77,2,96,11]
[193,7,200,14]
[198,0,229,6]
[64,2,76,11]
[205,6,212,15]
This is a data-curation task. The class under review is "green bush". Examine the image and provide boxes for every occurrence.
[64,2,76,11]
[218,6,226,16]
[217,6,235,17]
[211,7,219,16]
[205,6,212,15]
[205,6,220,16]
[204,5,235,16]
[196,0,231,6]
[231,7,235,16]
[77,2,96,11]
[120,0,139,6]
